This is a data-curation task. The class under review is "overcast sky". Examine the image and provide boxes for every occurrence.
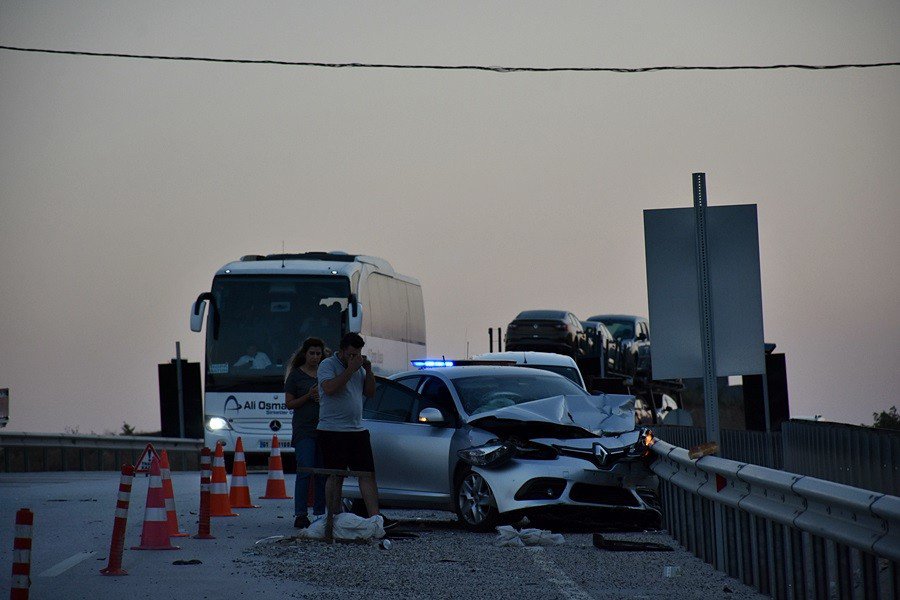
[1,1,898,433]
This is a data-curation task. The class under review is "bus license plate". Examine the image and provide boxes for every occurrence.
[258,440,291,449]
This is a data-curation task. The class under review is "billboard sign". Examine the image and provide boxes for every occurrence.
[644,204,765,380]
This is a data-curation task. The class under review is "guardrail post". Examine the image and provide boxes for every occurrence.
[801,531,816,600]
[783,526,796,600]
[849,548,864,600]
[824,539,839,599]
[878,558,895,600]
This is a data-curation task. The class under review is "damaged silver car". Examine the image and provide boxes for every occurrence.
[343,366,660,532]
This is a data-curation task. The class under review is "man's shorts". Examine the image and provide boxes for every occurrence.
[317,429,376,473]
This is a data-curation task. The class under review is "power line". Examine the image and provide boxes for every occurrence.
[1,45,898,73]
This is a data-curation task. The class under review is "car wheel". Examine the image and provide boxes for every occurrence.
[455,470,500,532]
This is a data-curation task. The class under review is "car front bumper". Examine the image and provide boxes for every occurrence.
[474,454,659,516]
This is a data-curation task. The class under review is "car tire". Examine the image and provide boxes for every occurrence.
[455,470,500,532]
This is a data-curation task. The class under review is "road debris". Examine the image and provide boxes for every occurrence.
[495,525,564,547]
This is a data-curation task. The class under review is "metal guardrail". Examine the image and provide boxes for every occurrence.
[656,425,784,469]
[652,439,899,598]
[0,432,203,472]
[657,421,900,496]
[782,421,900,497]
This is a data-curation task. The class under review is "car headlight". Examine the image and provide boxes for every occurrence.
[206,416,232,431]
[458,441,515,468]
[627,427,655,458]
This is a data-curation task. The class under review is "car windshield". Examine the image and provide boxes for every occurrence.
[452,372,588,416]
[598,319,634,339]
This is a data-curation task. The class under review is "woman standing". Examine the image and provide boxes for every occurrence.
[284,337,327,528]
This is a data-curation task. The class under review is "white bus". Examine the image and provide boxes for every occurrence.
[190,252,426,458]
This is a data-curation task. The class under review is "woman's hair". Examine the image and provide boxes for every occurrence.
[284,337,326,381]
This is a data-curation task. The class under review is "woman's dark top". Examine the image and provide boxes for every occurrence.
[284,369,319,444]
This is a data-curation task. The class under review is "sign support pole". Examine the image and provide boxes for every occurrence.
[692,173,720,445]
[175,342,185,439]
[692,172,726,571]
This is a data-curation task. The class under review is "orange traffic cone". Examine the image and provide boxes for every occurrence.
[260,435,292,499]
[229,437,259,508]
[132,456,180,550]
[159,450,190,537]
[210,442,237,517]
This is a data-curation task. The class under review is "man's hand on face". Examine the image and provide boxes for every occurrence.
[347,353,365,372]
[362,356,372,372]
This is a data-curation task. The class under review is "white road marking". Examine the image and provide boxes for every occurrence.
[527,547,593,600]
[37,551,96,578]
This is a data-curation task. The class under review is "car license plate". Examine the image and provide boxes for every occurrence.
[258,440,291,449]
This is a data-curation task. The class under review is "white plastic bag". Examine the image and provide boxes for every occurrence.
[495,525,565,547]
[300,513,385,541]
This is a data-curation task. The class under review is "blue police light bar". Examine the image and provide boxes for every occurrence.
[411,360,455,369]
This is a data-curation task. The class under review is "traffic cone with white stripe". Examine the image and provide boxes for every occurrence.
[159,450,189,537]
[229,437,259,508]
[100,464,135,575]
[260,435,292,499]
[210,442,238,517]
[131,456,180,550]
[11,508,33,600]
[193,447,215,539]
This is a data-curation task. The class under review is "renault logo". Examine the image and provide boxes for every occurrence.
[269,420,282,432]
[592,442,608,465]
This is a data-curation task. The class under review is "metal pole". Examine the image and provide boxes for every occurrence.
[175,341,185,439]
[497,327,502,352]
[488,329,493,353]
[761,370,775,467]
[692,172,720,445]
[692,172,726,571]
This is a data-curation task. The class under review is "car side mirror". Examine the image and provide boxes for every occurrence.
[417,407,445,425]
[636,332,647,341]
[347,294,362,333]
[190,299,207,332]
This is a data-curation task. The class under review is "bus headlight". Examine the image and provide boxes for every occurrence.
[206,416,232,431]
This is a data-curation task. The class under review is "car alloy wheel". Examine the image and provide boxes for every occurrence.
[456,471,498,531]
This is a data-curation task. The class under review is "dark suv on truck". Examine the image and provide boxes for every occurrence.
[505,310,587,358]
[587,314,651,376]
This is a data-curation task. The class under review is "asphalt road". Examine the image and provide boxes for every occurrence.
[0,471,764,599]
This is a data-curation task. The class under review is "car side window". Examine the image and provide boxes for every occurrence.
[395,376,421,390]
[417,376,459,425]
[363,378,420,423]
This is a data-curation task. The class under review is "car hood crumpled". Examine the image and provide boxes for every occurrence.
[466,394,636,439]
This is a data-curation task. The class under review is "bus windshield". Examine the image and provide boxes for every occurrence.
[206,275,349,391]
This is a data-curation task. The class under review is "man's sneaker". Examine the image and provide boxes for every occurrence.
[294,514,311,529]
[380,515,399,530]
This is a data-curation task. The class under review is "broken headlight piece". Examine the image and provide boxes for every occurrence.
[626,427,656,459]
[458,441,515,468]
[509,438,558,460]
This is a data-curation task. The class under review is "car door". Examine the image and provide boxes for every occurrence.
[363,377,454,502]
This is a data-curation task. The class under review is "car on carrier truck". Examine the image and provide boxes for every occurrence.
[504,310,588,359]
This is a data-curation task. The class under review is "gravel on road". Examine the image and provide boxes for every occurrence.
[247,510,765,600]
